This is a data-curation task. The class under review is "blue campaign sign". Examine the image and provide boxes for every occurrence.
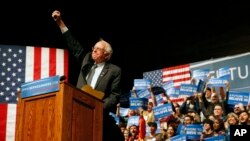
[21,75,60,98]
[204,135,225,141]
[185,124,203,140]
[208,78,227,87]
[167,87,180,98]
[192,68,210,82]
[218,66,231,80]
[170,134,187,141]
[228,90,250,106]
[155,93,164,104]
[197,79,206,93]
[179,84,197,97]
[109,112,119,125]
[137,89,151,98]
[153,103,172,120]
[120,91,131,107]
[119,107,129,117]
[129,97,148,110]
[162,80,174,91]
[127,116,139,126]
[134,79,151,90]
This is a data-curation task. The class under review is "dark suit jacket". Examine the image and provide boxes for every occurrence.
[63,30,121,114]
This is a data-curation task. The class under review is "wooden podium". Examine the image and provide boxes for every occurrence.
[15,82,104,141]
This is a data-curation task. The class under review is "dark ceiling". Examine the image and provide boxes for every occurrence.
[1,1,250,93]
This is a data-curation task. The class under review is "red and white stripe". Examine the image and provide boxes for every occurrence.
[25,46,68,82]
[162,64,191,87]
[0,104,17,141]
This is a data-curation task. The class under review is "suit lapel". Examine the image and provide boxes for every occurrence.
[82,64,93,80]
[95,64,109,88]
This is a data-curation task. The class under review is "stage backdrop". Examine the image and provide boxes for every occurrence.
[143,52,250,92]
[0,45,68,141]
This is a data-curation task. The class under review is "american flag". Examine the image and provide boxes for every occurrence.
[163,64,191,87]
[0,45,68,141]
[143,64,191,88]
[143,69,163,87]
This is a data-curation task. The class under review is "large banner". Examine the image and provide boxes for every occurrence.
[143,52,250,92]
[190,52,250,92]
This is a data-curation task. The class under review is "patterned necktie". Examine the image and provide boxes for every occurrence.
[87,64,97,85]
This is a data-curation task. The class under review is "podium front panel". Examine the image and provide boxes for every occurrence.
[15,82,103,141]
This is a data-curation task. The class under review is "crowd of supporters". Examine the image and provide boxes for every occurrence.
[113,79,250,141]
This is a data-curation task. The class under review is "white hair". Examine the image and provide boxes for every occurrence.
[99,38,113,61]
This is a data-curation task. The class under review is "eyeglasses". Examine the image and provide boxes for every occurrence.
[92,46,105,52]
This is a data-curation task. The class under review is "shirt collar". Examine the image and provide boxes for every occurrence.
[95,62,105,67]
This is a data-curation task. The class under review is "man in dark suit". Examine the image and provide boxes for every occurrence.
[52,10,124,141]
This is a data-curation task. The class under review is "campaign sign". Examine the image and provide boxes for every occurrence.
[208,78,227,87]
[137,89,151,98]
[197,79,206,93]
[119,107,129,117]
[21,75,60,98]
[177,124,186,135]
[162,80,174,91]
[127,116,139,126]
[153,103,172,120]
[120,91,130,107]
[185,124,203,140]
[230,125,250,140]
[218,66,231,80]
[170,134,186,141]
[109,112,119,125]
[167,87,180,98]
[155,93,164,104]
[228,90,250,106]
[129,97,148,110]
[134,79,151,90]
[204,135,225,141]
[192,68,210,82]
[179,84,197,97]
